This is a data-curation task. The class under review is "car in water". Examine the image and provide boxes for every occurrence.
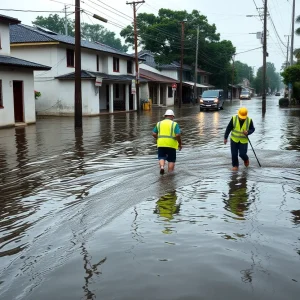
[275,92,281,96]
[239,90,251,100]
[199,89,224,111]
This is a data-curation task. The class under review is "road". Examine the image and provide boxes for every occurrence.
[0,96,299,300]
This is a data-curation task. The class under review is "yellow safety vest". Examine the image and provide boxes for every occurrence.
[230,115,251,144]
[156,119,179,149]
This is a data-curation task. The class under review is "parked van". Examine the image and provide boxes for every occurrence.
[199,89,224,111]
[240,90,251,100]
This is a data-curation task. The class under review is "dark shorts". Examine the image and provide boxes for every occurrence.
[157,147,176,163]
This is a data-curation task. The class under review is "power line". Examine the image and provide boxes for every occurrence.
[0,8,65,13]
[235,46,263,55]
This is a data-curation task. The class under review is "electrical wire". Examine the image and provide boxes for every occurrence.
[0,8,65,13]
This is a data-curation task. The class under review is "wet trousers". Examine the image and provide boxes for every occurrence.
[231,139,248,167]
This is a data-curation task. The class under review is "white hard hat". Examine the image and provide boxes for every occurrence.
[164,109,175,117]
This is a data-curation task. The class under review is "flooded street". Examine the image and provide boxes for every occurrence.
[0,96,299,299]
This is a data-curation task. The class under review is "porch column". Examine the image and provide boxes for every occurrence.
[109,83,114,113]
[125,84,130,111]
[133,93,137,111]
[157,84,161,105]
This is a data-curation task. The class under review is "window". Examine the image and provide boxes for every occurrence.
[96,55,99,71]
[0,80,3,108]
[127,60,133,73]
[203,75,207,83]
[115,84,120,98]
[168,86,173,98]
[113,57,119,72]
[66,49,74,67]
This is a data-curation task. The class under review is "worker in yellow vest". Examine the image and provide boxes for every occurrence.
[152,109,182,175]
[224,107,255,171]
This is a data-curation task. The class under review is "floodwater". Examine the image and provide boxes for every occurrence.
[0,96,299,300]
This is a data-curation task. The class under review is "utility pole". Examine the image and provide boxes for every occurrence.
[127,1,145,112]
[75,0,82,128]
[284,35,290,69]
[290,0,295,66]
[289,0,295,103]
[194,26,199,104]
[179,21,185,108]
[64,5,68,35]
[262,0,267,115]
[231,55,235,100]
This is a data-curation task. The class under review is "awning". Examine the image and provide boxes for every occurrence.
[183,81,210,88]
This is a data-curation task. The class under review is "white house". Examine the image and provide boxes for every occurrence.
[10,24,142,116]
[0,15,51,128]
[138,50,213,103]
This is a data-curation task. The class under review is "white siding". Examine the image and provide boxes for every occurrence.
[161,70,178,80]
[0,23,10,55]
[0,68,36,127]
[36,80,99,116]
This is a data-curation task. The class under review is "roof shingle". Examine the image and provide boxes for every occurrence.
[0,55,51,70]
[10,24,134,59]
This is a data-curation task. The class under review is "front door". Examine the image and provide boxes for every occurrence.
[13,81,24,123]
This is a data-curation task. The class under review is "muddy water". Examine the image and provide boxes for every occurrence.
[0,97,299,299]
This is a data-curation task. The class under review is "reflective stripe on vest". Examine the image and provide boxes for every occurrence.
[157,119,178,149]
[231,115,251,144]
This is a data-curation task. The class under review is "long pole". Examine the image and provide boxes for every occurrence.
[290,0,295,66]
[75,0,82,128]
[179,21,185,108]
[231,55,235,100]
[289,0,295,103]
[285,35,290,69]
[127,1,145,112]
[64,5,68,35]
[262,0,267,115]
[194,26,199,104]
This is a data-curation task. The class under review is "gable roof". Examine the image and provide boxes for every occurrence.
[10,24,134,59]
[0,55,51,70]
[140,68,179,83]
[55,70,147,82]
[0,14,21,25]
[138,51,210,73]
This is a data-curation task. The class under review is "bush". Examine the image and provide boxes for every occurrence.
[279,98,289,107]
[35,90,41,100]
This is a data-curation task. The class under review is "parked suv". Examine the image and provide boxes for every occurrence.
[199,89,224,111]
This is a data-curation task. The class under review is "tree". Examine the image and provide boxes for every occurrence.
[254,62,281,93]
[81,23,128,52]
[234,61,254,85]
[32,15,128,52]
[281,64,300,85]
[32,14,74,36]
[120,9,236,89]
[295,15,300,62]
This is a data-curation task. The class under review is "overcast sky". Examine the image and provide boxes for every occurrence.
[2,0,300,74]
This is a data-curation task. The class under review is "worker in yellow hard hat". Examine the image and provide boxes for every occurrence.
[224,107,255,171]
[152,109,182,175]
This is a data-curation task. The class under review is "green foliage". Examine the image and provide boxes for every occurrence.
[234,61,254,85]
[32,14,74,36]
[32,15,128,52]
[35,90,41,100]
[279,98,289,107]
[281,64,300,85]
[120,9,236,89]
[254,62,281,93]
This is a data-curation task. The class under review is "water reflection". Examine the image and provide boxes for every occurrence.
[291,210,300,225]
[224,173,250,219]
[154,192,181,234]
